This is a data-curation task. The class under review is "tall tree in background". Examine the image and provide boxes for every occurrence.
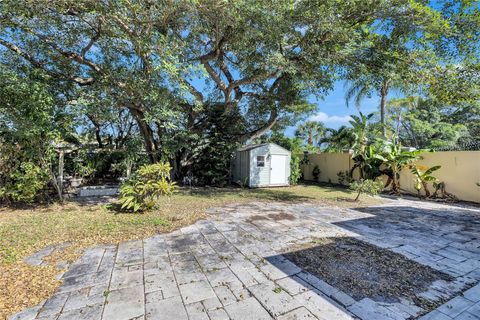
[295,121,326,146]
[387,97,472,149]
[344,35,437,137]
[349,112,376,155]
[322,126,355,152]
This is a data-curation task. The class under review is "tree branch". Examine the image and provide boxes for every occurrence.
[238,73,285,141]
[0,38,43,69]
[229,70,279,90]
[240,108,278,142]
[10,22,102,73]
[183,80,204,103]
[109,15,135,36]
[201,58,228,96]
[80,18,103,58]
[0,38,96,85]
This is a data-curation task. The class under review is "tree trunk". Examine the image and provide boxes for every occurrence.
[87,115,104,148]
[391,172,401,195]
[94,128,103,148]
[355,190,361,201]
[130,107,159,163]
[422,181,431,198]
[380,80,389,138]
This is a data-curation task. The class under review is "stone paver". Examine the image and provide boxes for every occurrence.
[9,198,480,320]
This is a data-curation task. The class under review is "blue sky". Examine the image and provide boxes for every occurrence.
[284,80,383,137]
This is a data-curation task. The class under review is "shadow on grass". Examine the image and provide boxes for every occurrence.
[181,185,314,202]
[248,188,313,202]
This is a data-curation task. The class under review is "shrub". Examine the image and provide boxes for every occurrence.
[0,161,50,204]
[119,162,177,212]
[349,179,384,201]
[312,165,321,181]
[337,170,354,186]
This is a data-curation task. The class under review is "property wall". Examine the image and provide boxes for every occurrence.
[302,152,354,184]
[301,151,480,203]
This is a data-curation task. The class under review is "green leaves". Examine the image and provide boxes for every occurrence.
[410,164,441,197]
[118,162,177,212]
[386,96,474,150]
[349,179,384,201]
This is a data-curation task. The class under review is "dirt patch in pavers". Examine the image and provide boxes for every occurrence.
[267,212,296,221]
[247,212,296,224]
[283,237,453,309]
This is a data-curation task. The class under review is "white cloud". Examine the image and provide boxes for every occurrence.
[309,112,351,123]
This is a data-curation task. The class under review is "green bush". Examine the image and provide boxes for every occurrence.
[312,165,321,181]
[337,170,353,186]
[0,162,50,204]
[349,179,384,201]
[119,162,177,212]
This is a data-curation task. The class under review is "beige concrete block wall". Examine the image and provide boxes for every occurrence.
[302,151,480,203]
[302,153,352,183]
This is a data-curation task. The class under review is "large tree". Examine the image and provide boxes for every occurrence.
[344,31,441,137]
[387,97,475,149]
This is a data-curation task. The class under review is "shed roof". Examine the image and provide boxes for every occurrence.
[237,143,291,153]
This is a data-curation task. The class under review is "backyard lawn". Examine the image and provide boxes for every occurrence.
[0,184,381,318]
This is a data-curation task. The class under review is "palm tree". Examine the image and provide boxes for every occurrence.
[345,78,392,137]
[322,126,355,152]
[295,121,326,146]
[348,112,374,155]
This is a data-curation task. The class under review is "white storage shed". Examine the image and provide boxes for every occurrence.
[231,143,291,188]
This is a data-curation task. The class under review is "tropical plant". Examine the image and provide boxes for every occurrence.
[373,140,424,194]
[0,67,63,203]
[119,163,177,212]
[410,165,441,198]
[322,126,355,152]
[343,18,443,138]
[387,97,471,150]
[349,179,384,201]
[345,68,399,137]
[432,181,457,201]
[295,121,326,146]
[349,112,375,156]
[347,113,385,180]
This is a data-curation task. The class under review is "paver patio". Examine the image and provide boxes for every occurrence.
[10,197,480,320]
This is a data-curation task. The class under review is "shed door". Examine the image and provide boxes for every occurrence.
[270,155,287,184]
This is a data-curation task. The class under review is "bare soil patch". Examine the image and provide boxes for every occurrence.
[283,237,453,309]
[247,211,296,224]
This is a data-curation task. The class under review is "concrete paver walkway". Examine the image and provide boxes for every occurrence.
[10,198,480,320]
